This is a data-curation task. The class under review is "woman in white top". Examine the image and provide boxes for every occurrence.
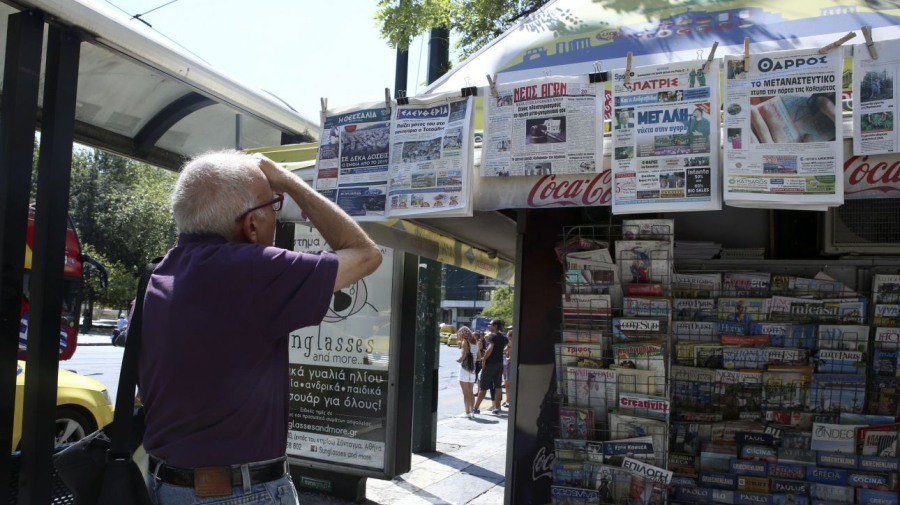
[456,326,478,419]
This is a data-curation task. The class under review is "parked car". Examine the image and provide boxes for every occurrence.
[440,323,457,346]
[12,360,114,450]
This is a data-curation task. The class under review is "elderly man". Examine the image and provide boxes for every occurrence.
[139,151,382,504]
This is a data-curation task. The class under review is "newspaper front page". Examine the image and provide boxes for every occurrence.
[611,61,722,214]
[853,39,900,155]
[482,75,603,177]
[314,102,391,220]
[723,48,844,208]
[389,92,474,217]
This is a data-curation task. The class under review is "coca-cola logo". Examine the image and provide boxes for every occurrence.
[526,171,612,208]
[532,446,554,481]
[844,155,900,195]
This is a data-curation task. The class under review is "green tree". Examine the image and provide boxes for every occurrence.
[481,285,514,327]
[81,244,137,313]
[376,0,552,60]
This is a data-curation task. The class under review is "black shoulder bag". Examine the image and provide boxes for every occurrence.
[54,259,160,505]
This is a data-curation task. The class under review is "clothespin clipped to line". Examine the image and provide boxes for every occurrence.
[624,52,633,87]
[819,32,856,55]
[701,42,718,73]
[461,76,478,98]
[862,25,878,60]
[486,74,499,98]
[384,88,392,114]
[319,97,327,124]
[743,37,750,72]
[396,89,409,106]
[588,61,608,84]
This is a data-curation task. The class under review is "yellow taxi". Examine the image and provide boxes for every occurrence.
[13,361,115,451]
[440,323,458,346]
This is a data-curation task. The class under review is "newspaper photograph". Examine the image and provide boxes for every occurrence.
[853,39,899,155]
[388,92,474,217]
[723,48,844,207]
[482,75,603,177]
[611,61,722,213]
[314,101,391,220]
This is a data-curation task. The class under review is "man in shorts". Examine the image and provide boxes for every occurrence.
[474,319,509,415]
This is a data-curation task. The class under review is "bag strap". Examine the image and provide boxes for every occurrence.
[107,258,161,461]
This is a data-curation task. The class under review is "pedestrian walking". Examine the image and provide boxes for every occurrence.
[455,327,477,419]
[474,319,509,415]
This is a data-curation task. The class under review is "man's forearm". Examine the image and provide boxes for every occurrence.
[283,175,375,252]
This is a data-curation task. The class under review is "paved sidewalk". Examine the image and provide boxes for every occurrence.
[300,399,509,505]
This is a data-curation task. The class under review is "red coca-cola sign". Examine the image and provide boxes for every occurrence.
[843,154,900,199]
[526,170,612,208]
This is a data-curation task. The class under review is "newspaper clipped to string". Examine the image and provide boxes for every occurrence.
[314,102,391,220]
[389,91,474,217]
[481,75,603,177]
[312,94,474,220]
[853,39,899,156]
[611,61,722,214]
[723,48,844,209]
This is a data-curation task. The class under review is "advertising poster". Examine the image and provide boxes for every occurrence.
[389,92,474,217]
[314,102,391,220]
[287,226,394,471]
[723,48,844,209]
[611,60,722,213]
[853,39,900,156]
[482,75,603,177]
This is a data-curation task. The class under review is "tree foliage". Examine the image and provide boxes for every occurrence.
[376,0,550,60]
[480,285,514,328]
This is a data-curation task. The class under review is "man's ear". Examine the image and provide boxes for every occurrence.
[240,212,259,243]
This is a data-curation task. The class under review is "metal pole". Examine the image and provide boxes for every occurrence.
[235,114,242,150]
[394,43,408,98]
[426,27,450,85]
[0,11,44,500]
[18,26,81,505]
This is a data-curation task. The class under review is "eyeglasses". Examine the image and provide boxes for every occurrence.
[235,193,284,223]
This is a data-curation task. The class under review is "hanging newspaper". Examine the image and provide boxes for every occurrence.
[723,48,844,209]
[481,75,603,177]
[853,39,899,156]
[389,92,474,217]
[611,60,722,213]
[314,101,391,220]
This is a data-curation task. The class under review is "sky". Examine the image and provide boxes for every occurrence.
[98,0,441,123]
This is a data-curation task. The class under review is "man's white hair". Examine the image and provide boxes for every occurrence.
[171,150,264,240]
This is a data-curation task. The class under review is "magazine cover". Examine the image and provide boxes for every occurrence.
[612,317,668,342]
[671,422,712,455]
[869,377,900,418]
[607,412,668,467]
[810,483,855,503]
[811,423,866,454]
[612,341,666,376]
[762,370,812,409]
[723,347,769,370]
[676,341,711,365]
[555,439,587,461]
[766,348,809,367]
[718,298,768,327]
[623,297,672,320]
[818,325,870,352]
[693,344,724,368]
[862,430,898,457]
[622,219,674,240]
[819,298,867,324]
[550,485,600,505]
[769,296,823,323]
[555,343,604,396]
[615,240,672,288]
[610,365,666,396]
[617,392,671,421]
[873,274,900,304]
[875,327,900,349]
[674,298,717,321]
[672,366,715,407]
[748,322,793,347]
[700,441,738,473]
[673,320,718,343]
[875,304,900,326]
[622,457,673,504]
[562,330,604,345]
[602,436,655,466]
[771,274,848,298]
[807,374,866,414]
[815,349,866,375]
[875,349,900,378]
[559,406,594,440]
[567,367,617,425]
[668,452,698,475]
[552,460,586,486]
[584,463,632,504]
[723,273,771,297]
[672,273,721,299]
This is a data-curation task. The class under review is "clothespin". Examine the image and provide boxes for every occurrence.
[862,25,878,60]
[624,52,633,87]
[542,69,552,78]
[461,77,478,97]
[396,89,409,106]
[486,74,499,98]
[819,32,856,55]
[588,61,607,84]
[701,42,718,73]
[319,97,327,124]
[384,88,392,114]
[743,37,750,71]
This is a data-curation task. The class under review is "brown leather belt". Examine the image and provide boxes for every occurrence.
[150,456,287,488]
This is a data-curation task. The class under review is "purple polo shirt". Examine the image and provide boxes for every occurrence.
[137,234,338,468]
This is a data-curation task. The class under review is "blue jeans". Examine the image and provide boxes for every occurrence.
[152,472,299,505]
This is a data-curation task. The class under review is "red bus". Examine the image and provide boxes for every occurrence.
[18,210,106,360]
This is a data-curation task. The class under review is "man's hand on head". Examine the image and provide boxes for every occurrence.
[253,154,296,192]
